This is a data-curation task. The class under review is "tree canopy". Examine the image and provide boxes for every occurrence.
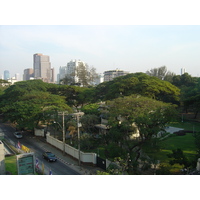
[95,72,180,103]
[0,80,71,130]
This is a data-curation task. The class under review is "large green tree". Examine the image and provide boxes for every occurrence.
[146,66,176,82]
[0,80,71,130]
[104,95,177,174]
[95,73,180,104]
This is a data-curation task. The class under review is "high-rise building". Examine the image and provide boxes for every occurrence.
[181,68,186,75]
[104,69,129,82]
[23,68,34,81]
[50,67,55,83]
[15,73,20,81]
[4,70,10,80]
[58,59,87,85]
[33,53,51,82]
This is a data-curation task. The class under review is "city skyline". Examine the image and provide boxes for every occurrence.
[0,25,200,79]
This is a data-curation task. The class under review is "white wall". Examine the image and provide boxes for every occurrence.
[0,141,5,175]
[46,133,97,165]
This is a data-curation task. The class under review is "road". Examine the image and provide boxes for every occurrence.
[0,122,80,175]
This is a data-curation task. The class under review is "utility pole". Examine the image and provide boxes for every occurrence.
[77,114,81,166]
[54,111,68,155]
[62,111,65,155]
[71,111,84,166]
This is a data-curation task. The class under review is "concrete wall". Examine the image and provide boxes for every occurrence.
[0,140,5,175]
[34,128,45,137]
[46,133,97,165]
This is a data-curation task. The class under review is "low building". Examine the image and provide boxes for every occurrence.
[104,69,129,82]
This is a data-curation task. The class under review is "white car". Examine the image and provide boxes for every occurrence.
[14,132,23,139]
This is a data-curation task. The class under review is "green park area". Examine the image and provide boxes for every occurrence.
[1,69,200,175]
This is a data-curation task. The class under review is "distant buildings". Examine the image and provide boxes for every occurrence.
[1,54,130,85]
[57,59,86,84]
[3,70,10,80]
[33,53,54,83]
[23,68,34,81]
[181,68,186,75]
[104,69,129,82]
[2,70,21,84]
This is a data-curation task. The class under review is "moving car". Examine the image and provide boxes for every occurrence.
[42,152,57,162]
[14,132,23,139]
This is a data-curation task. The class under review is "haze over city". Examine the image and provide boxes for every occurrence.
[1,25,200,80]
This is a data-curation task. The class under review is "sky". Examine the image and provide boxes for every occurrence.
[1,25,200,80]
[1,1,200,81]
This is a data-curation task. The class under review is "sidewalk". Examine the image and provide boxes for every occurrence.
[36,136,103,175]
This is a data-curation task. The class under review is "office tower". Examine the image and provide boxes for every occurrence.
[33,53,51,82]
[104,69,129,82]
[181,68,186,75]
[23,68,34,81]
[4,70,10,80]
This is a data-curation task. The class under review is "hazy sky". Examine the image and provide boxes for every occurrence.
[0,25,200,80]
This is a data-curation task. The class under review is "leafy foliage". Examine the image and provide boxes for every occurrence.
[95,72,180,103]
[0,80,71,130]
[167,148,190,168]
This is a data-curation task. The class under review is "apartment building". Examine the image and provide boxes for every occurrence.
[104,69,129,82]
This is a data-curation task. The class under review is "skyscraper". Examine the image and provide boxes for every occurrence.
[23,68,34,81]
[4,70,10,80]
[33,53,51,82]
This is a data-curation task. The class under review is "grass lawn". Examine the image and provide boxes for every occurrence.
[169,121,200,132]
[157,132,197,173]
[145,120,199,174]
[5,155,18,175]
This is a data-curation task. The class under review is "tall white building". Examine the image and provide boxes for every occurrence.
[58,59,87,85]
[181,68,186,75]
[33,53,52,83]
[15,73,20,81]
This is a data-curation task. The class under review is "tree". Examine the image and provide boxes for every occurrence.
[172,73,195,88]
[95,73,180,104]
[103,95,177,173]
[0,80,72,130]
[80,114,99,134]
[146,66,176,81]
[0,79,10,95]
[167,148,191,170]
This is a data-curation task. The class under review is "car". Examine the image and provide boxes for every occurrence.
[42,152,57,162]
[14,132,23,139]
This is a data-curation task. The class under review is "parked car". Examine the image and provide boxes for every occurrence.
[42,152,57,162]
[14,132,23,139]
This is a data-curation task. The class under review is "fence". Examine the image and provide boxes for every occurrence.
[46,133,97,165]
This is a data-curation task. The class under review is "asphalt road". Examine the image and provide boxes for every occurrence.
[0,122,80,175]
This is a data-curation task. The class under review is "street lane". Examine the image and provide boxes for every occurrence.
[0,122,80,175]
